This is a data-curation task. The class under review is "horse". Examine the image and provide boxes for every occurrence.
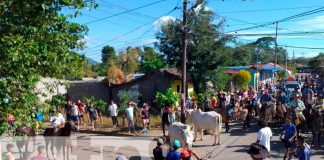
[15,124,36,160]
[43,121,76,160]
[275,102,286,125]
[215,101,248,132]
[260,100,277,124]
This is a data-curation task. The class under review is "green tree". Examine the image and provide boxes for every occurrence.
[101,45,116,64]
[308,53,324,70]
[250,37,287,65]
[155,88,180,109]
[0,0,96,133]
[277,70,288,79]
[156,4,232,93]
[118,47,140,75]
[139,47,166,74]
[91,64,106,76]
[210,68,232,91]
[231,45,253,66]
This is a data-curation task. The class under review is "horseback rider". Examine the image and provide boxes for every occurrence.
[49,109,65,134]
[260,89,272,118]
[248,86,257,116]
[291,87,302,100]
[277,90,290,116]
[289,94,306,135]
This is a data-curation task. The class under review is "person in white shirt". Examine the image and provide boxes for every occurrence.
[71,103,80,130]
[50,109,65,128]
[251,120,272,160]
[109,100,119,127]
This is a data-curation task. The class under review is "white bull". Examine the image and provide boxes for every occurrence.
[168,122,194,147]
[186,109,222,146]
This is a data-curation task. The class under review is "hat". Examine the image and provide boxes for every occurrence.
[153,137,163,144]
[295,94,301,97]
[286,116,292,120]
[230,92,234,95]
[172,139,181,148]
[180,149,191,158]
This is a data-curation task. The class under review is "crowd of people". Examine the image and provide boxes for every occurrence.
[3,73,323,160]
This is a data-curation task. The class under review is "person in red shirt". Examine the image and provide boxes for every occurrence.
[76,99,86,125]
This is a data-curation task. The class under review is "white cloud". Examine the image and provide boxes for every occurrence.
[194,4,213,13]
[294,52,321,58]
[297,15,324,30]
[153,16,175,31]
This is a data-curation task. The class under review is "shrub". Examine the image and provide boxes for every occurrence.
[155,88,180,109]
[233,70,251,90]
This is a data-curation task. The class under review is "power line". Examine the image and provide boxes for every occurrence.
[219,15,300,33]
[83,6,179,55]
[225,7,324,33]
[236,37,324,50]
[228,31,324,37]
[99,0,157,20]
[84,0,169,25]
[218,6,322,14]
[95,7,149,25]
[82,13,135,29]
[279,45,324,50]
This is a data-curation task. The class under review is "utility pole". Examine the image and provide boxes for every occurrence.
[293,50,295,67]
[181,0,188,124]
[285,45,288,71]
[273,22,278,83]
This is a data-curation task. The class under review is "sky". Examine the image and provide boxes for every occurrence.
[70,0,324,62]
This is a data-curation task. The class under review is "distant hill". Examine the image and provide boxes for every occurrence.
[86,57,100,65]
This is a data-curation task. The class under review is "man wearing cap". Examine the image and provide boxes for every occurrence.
[277,90,290,106]
[291,87,302,100]
[280,116,297,160]
[277,90,290,115]
[153,138,165,160]
[166,140,181,160]
[180,144,202,160]
[289,94,306,122]
[125,102,135,134]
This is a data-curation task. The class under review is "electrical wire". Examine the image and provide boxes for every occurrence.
[228,31,324,37]
[84,0,169,25]
[218,6,322,14]
[225,7,324,33]
[83,6,179,55]
[98,0,157,20]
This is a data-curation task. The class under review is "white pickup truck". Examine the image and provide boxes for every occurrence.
[285,81,302,92]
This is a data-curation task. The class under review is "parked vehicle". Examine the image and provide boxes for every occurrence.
[284,81,302,92]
